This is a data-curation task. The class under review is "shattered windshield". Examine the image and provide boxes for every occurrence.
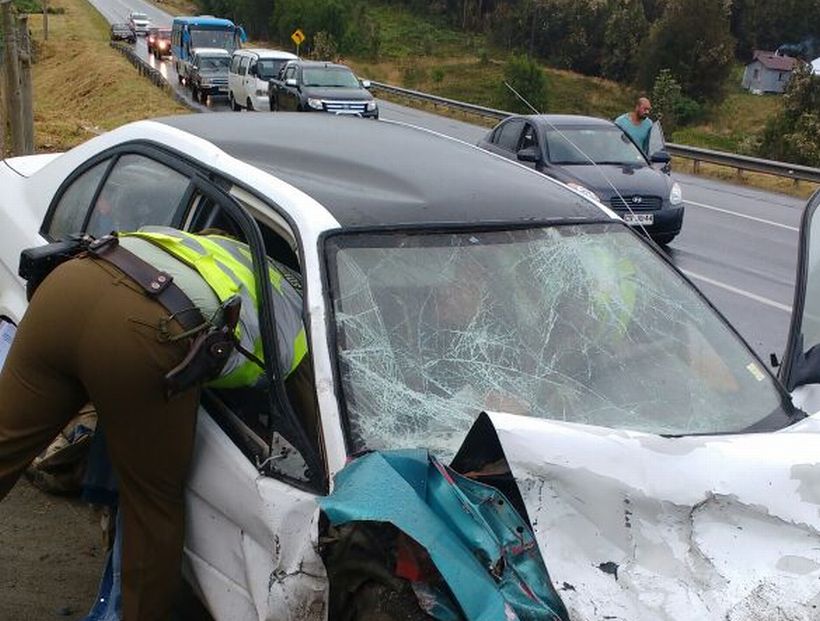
[546,126,647,166]
[327,224,789,455]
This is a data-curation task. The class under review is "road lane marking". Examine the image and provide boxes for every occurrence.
[682,269,792,313]
[684,199,799,232]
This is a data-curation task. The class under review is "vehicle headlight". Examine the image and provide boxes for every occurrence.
[158,41,167,48]
[669,182,683,206]
[566,182,600,203]
[307,98,324,110]
[256,88,267,96]
[366,100,377,112]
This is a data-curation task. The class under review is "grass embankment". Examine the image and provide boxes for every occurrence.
[24,0,186,151]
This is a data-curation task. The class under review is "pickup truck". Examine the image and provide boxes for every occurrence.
[267,60,378,118]
[188,48,231,104]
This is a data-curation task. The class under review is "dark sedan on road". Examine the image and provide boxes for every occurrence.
[110,22,136,44]
[478,114,684,245]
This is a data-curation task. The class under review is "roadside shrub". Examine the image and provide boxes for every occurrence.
[400,62,427,88]
[477,47,489,65]
[431,67,445,83]
[311,30,338,60]
[502,54,548,113]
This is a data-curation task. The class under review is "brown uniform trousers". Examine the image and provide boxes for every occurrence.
[0,256,200,621]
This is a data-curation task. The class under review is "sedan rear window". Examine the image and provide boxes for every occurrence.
[327,224,791,455]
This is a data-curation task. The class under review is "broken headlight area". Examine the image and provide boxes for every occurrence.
[318,426,570,621]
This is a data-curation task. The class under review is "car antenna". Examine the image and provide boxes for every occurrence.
[502,81,652,241]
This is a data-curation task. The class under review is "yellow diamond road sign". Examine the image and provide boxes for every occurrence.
[291,29,305,46]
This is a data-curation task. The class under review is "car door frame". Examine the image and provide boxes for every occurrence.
[779,189,820,400]
[38,140,333,615]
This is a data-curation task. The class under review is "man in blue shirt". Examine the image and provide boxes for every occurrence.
[615,96,653,154]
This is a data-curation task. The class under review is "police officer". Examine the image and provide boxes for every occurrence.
[0,226,308,621]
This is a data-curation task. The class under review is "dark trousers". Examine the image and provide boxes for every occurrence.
[0,257,200,621]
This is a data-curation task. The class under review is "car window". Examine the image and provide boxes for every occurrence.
[230,54,241,73]
[256,59,288,80]
[48,159,111,238]
[546,126,646,166]
[239,56,250,74]
[520,123,538,150]
[199,56,230,71]
[302,67,360,88]
[86,155,190,236]
[496,120,524,152]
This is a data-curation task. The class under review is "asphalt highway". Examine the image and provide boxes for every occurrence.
[92,0,808,369]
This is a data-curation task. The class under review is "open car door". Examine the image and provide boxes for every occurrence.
[779,189,820,414]
[648,121,671,173]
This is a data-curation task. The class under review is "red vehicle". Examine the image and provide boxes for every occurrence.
[147,27,171,59]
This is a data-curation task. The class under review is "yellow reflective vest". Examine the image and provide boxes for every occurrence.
[122,226,307,388]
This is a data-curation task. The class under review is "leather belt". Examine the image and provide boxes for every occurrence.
[88,235,206,333]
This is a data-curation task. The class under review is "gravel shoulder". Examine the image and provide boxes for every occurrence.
[0,479,103,620]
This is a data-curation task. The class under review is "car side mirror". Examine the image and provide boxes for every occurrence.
[517,146,542,163]
[361,79,371,89]
[650,150,671,164]
[249,65,257,77]
[285,78,298,87]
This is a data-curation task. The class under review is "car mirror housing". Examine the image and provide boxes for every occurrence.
[650,150,671,164]
[361,79,372,89]
[517,146,542,163]
[285,78,298,87]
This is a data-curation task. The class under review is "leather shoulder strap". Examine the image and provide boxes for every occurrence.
[89,236,206,332]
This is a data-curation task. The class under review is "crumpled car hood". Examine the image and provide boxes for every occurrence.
[484,411,820,620]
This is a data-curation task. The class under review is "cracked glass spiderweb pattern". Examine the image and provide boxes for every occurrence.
[328,225,783,455]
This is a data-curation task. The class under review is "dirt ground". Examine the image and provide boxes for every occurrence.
[0,478,104,620]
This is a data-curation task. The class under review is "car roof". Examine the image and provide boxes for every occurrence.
[192,47,231,56]
[236,48,298,60]
[157,113,603,227]
[502,114,619,129]
[288,60,351,71]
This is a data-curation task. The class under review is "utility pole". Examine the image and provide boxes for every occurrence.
[1,0,24,156]
[18,12,33,153]
[42,0,48,40]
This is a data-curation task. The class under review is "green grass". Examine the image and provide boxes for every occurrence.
[365,5,480,59]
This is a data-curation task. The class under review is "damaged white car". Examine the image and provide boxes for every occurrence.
[1,113,819,620]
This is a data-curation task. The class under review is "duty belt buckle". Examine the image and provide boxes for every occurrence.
[88,234,119,254]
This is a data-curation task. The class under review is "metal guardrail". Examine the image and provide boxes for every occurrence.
[369,80,820,184]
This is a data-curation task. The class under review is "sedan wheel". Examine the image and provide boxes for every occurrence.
[230,94,241,112]
[246,98,254,112]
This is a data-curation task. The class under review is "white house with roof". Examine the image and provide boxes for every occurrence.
[741,50,801,93]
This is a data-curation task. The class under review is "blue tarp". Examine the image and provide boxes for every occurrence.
[320,449,569,621]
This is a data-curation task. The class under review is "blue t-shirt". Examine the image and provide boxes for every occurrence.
[615,113,652,154]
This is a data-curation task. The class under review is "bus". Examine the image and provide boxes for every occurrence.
[171,15,246,83]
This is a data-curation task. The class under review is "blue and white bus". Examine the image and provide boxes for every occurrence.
[171,15,246,83]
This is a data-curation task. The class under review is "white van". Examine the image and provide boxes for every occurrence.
[228,48,298,111]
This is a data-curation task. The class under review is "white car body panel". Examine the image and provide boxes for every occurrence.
[185,413,326,619]
[489,411,820,621]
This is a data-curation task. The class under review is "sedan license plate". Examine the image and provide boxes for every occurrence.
[623,213,654,225]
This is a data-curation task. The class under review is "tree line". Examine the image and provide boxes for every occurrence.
[191,0,819,165]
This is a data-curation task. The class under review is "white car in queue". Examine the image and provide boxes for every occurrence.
[228,48,298,112]
[1,113,819,621]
